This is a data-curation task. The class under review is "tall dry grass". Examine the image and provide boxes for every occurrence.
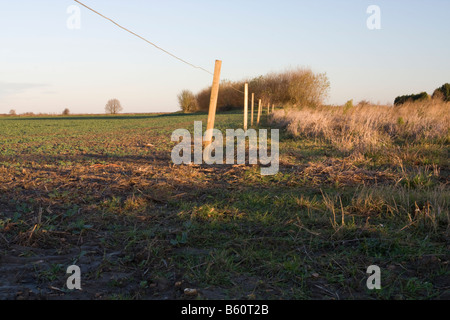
[271,100,450,154]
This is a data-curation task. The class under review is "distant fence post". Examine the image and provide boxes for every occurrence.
[244,83,248,131]
[204,60,222,146]
[257,99,262,125]
[251,93,255,126]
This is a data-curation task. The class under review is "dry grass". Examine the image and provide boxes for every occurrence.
[271,100,450,234]
[271,100,450,154]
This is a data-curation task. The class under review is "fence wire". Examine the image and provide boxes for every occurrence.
[74,0,214,75]
[74,0,247,96]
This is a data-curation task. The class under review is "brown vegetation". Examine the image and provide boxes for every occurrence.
[271,100,450,154]
[177,90,198,113]
[195,67,330,112]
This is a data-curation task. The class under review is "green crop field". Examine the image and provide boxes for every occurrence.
[0,111,448,300]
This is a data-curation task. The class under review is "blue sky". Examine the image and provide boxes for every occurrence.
[1,0,449,114]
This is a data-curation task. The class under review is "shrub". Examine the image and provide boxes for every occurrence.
[432,83,450,102]
[343,99,354,114]
[285,68,330,108]
[62,108,70,115]
[195,67,330,111]
[195,81,246,112]
[394,92,430,106]
[177,90,198,113]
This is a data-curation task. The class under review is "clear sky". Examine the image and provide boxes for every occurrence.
[1,0,449,114]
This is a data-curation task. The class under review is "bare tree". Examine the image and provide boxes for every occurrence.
[9,109,16,116]
[177,90,198,113]
[105,99,123,114]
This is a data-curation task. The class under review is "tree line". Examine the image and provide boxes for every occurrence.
[394,83,450,106]
[178,67,330,113]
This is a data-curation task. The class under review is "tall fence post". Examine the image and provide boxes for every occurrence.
[267,103,270,115]
[251,93,255,126]
[204,60,222,146]
[244,83,248,131]
[257,99,262,125]
[272,104,275,113]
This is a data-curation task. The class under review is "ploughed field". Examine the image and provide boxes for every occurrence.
[0,112,448,300]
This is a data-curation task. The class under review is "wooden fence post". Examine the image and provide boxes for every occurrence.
[251,93,255,126]
[244,83,248,131]
[204,60,222,146]
[257,99,262,125]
